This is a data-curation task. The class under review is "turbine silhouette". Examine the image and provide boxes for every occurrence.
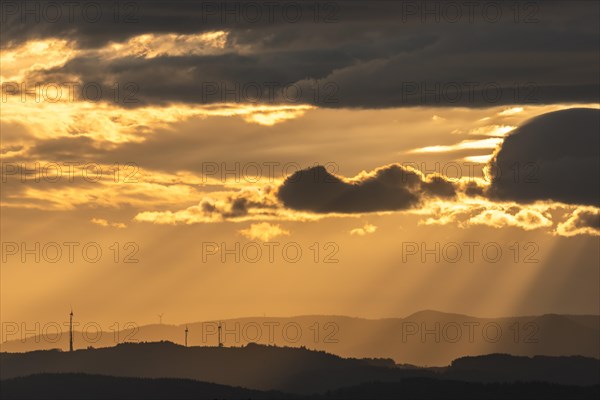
[69,306,74,352]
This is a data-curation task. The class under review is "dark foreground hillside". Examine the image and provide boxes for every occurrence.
[325,379,600,400]
[0,373,290,400]
[1,374,599,400]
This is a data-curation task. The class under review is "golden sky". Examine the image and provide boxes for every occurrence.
[1,1,599,327]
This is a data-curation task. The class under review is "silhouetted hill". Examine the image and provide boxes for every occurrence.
[2,374,599,400]
[324,379,600,400]
[3,312,597,366]
[447,354,600,386]
[0,342,431,394]
[0,373,293,400]
[1,342,599,394]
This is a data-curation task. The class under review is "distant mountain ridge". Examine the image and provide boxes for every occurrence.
[2,310,598,366]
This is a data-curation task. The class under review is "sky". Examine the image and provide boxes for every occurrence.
[0,0,599,328]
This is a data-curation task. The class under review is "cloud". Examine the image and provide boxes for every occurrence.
[134,186,322,224]
[463,181,486,197]
[3,2,597,108]
[349,223,377,236]
[555,208,600,237]
[0,160,203,211]
[99,32,228,59]
[239,222,290,241]
[409,137,504,154]
[417,198,555,231]
[277,164,456,214]
[91,218,126,229]
[419,197,600,237]
[468,208,553,231]
[498,107,524,116]
[90,218,109,226]
[134,188,276,224]
[1,89,312,145]
[488,108,600,206]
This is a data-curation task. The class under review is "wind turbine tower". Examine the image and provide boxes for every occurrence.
[185,325,189,347]
[69,308,74,352]
[218,322,223,347]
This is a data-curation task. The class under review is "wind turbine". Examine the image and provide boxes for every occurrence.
[69,306,74,352]
[218,321,223,347]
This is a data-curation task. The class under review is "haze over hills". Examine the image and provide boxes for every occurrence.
[1,342,599,395]
[3,311,598,366]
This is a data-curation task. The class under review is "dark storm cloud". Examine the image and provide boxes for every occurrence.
[0,1,515,48]
[277,164,455,213]
[3,1,598,108]
[1,1,595,48]
[488,108,600,206]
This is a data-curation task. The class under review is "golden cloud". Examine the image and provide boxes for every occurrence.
[1,98,313,145]
[468,208,553,231]
[100,32,228,59]
[239,222,290,241]
[555,207,600,237]
[91,218,127,229]
[349,223,377,236]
